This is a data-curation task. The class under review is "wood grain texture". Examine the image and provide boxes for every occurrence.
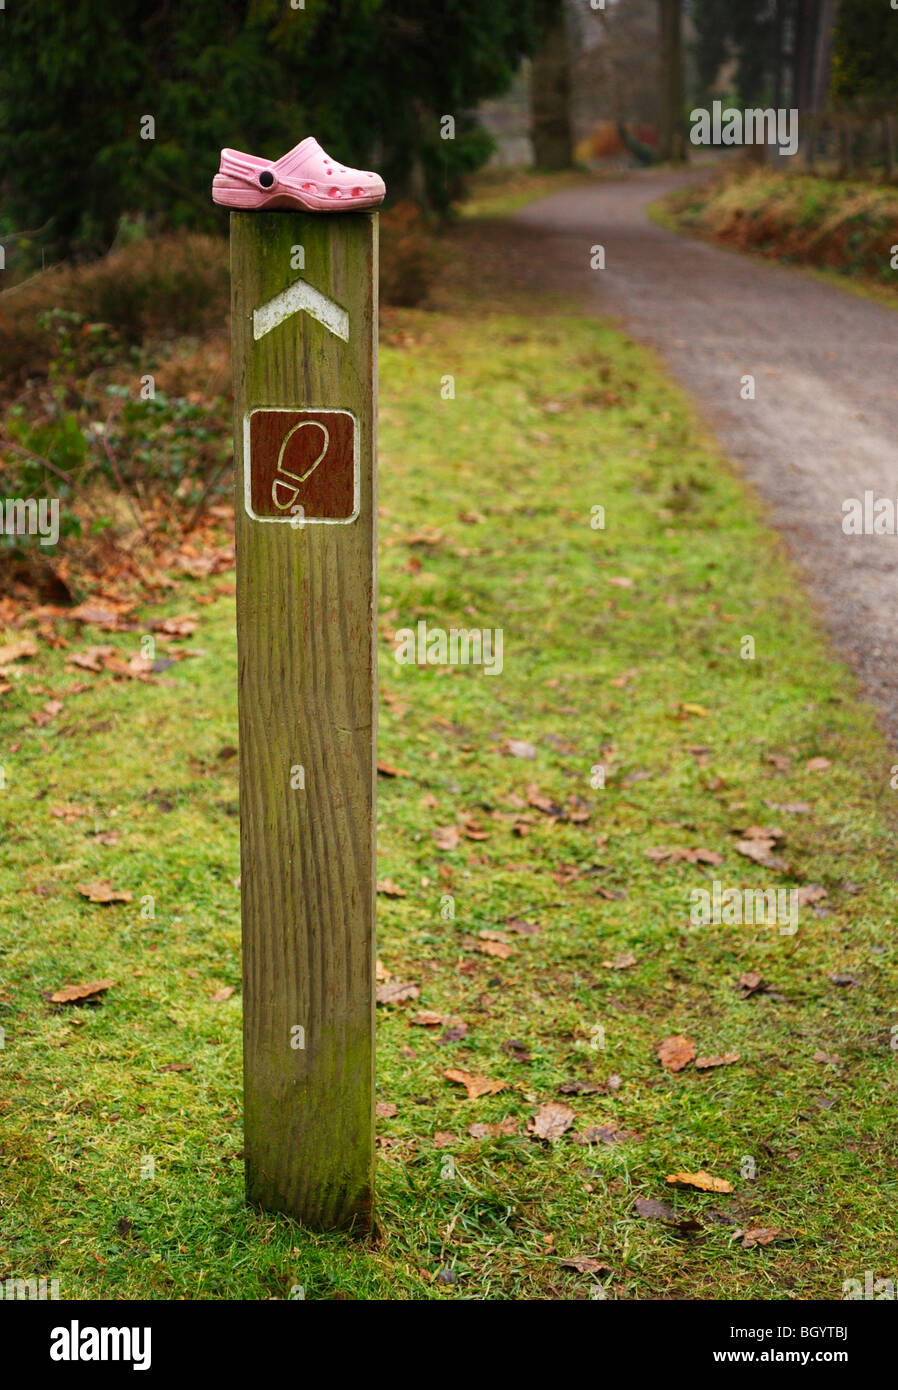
[231,211,377,1231]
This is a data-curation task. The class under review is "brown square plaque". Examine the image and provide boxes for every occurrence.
[244,408,359,523]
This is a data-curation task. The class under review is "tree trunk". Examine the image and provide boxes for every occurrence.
[811,0,838,113]
[658,0,685,162]
[793,0,817,113]
[530,0,573,170]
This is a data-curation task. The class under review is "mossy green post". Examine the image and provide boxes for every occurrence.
[231,210,377,1231]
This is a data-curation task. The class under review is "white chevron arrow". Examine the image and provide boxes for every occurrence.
[253,278,349,342]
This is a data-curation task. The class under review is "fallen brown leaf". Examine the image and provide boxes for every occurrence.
[443,1068,508,1099]
[657,1034,696,1072]
[468,1117,519,1139]
[50,803,89,822]
[573,1124,643,1144]
[695,1052,740,1069]
[210,986,235,1002]
[376,878,406,898]
[740,1226,781,1249]
[0,638,38,664]
[666,1170,733,1193]
[76,880,132,905]
[735,838,788,871]
[559,1257,612,1274]
[602,951,637,970]
[49,978,115,1004]
[376,980,420,1005]
[527,1101,576,1141]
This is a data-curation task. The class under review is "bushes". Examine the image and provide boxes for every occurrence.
[0,233,229,390]
[379,201,442,307]
[662,170,898,286]
[0,210,442,393]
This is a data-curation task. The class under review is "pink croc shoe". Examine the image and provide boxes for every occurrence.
[212,137,385,212]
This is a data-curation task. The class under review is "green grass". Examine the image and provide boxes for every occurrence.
[458,164,598,219]
[2,282,898,1300]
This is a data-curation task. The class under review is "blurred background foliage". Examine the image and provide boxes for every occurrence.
[0,0,535,258]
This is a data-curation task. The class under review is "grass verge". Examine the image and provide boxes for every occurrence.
[653,167,898,307]
[2,240,897,1300]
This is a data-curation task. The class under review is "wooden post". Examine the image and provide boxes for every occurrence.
[231,210,377,1231]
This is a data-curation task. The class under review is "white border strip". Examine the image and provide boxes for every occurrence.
[243,408,360,526]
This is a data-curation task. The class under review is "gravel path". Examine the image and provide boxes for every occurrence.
[516,169,898,742]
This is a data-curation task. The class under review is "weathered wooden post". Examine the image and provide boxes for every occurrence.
[231,210,377,1230]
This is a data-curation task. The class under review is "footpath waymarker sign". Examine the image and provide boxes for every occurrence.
[231,211,377,1231]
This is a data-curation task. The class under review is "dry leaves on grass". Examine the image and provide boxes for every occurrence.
[47,978,115,1004]
[602,951,637,970]
[50,803,90,822]
[375,980,420,1005]
[469,1117,519,1139]
[504,738,536,760]
[666,1170,733,1193]
[734,837,788,872]
[806,756,832,772]
[796,884,827,906]
[559,1257,612,1274]
[657,1034,696,1072]
[505,918,541,936]
[376,878,406,898]
[31,699,63,726]
[0,638,38,665]
[739,1227,781,1249]
[210,986,235,1002]
[646,846,723,865]
[573,1124,643,1145]
[526,1101,576,1141]
[695,1052,740,1070]
[443,1069,508,1099]
[66,645,116,672]
[633,1197,703,1234]
[376,760,410,778]
[375,1102,398,1119]
[469,930,514,960]
[433,826,461,851]
[76,880,132,904]
[159,1062,192,1073]
[526,785,590,824]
